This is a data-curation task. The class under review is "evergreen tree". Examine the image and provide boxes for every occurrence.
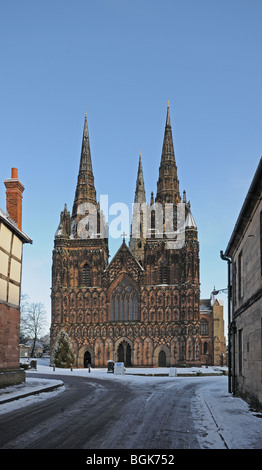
[53,330,75,368]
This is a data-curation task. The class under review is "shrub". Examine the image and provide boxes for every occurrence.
[53,330,75,368]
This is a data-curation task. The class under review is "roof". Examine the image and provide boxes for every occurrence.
[0,207,32,244]
[200,299,212,312]
[185,210,197,229]
[225,157,262,257]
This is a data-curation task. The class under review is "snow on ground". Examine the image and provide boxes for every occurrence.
[0,378,65,415]
[26,357,228,378]
[1,358,262,448]
[191,377,262,449]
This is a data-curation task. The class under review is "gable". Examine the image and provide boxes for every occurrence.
[106,241,143,286]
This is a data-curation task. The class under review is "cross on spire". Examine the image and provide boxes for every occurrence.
[121,231,127,242]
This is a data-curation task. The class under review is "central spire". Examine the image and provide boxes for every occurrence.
[155,103,181,205]
[129,153,147,263]
[71,113,97,221]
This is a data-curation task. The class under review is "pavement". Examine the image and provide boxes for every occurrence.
[0,376,64,405]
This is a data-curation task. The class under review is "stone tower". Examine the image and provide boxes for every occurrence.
[51,115,108,362]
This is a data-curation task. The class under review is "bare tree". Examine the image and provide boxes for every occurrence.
[20,293,29,343]
[20,301,47,357]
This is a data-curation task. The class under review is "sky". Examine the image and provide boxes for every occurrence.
[0,0,261,333]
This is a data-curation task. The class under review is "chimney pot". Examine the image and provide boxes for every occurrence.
[11,168,18,179]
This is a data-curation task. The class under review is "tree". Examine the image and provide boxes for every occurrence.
[53,330,75,368]
[20,301,47,357]
[20,293,30,343]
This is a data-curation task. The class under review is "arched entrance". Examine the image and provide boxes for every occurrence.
[153,345,171,367]
[158,350,167,367]
[117,340,132,367]
[84,351,92,368]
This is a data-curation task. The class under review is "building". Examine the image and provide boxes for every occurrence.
[200,296,226,366]
[19,343,31,359]
[224,157,262,409]
[51,106,219,368]
[0,169,32,387]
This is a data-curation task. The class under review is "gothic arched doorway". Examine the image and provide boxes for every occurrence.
[84,351,91,368]
[117,340,132,367]
[158,350,166,367]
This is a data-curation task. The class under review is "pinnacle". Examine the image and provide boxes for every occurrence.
[134,153,146,205]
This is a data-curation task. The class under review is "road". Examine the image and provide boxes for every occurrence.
[0,373,213,449]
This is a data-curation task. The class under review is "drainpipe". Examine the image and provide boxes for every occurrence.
[220,251,233,394]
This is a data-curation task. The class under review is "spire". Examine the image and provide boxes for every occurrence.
[134,153,146,204]
[155,103,181,205]
[72,113,97,221]
[160,101,175,163]
[80,113,93,173]
[129,153,147,262]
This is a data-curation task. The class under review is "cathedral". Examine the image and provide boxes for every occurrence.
[51,105,206,368]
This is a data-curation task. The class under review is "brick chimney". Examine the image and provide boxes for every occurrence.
[4,168,25,231]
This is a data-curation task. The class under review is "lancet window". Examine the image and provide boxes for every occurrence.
[82,263,91,287]
[110,278,139,321]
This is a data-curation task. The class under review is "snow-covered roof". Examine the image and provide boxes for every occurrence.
[0,207,32,244]
[200,299,212,312]
[185,211,197,229]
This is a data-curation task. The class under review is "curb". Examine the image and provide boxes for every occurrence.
[125,372,224,377]
[0,382,64,405]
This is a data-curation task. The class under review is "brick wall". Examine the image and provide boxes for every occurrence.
[0,302,20,369]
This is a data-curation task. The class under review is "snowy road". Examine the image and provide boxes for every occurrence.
[0,371,261,449]
[0,373,201,449]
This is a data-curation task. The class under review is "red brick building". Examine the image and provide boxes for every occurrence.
[0,169,32,386]
[51,107,217,368]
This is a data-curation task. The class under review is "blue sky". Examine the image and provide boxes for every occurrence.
[0,0,261,332]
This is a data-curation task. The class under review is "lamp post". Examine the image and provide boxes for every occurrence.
[211,288,228,296]
[213,250,233,394]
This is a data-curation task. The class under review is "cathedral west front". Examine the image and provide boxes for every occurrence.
[50,105,208,368]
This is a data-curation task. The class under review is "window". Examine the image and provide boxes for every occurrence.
[200,319,209,335]
[233,262,236,306]
[238,251,243,299]
[239,329,243,375]
[159,261,168,284]
[110,278,139,321]
[82,264,91,286]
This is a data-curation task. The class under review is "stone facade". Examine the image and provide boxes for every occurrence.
[200,298,226,366]
[225,157,262,409]
[51,107,219,368]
